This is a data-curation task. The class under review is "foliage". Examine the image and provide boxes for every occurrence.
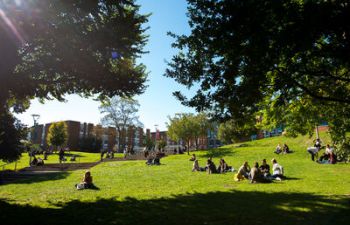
[192,113,213,149]
[99,96,142,151]
[166,0,350,157]
[166,0,350,121]
[143,136,155,150]
[218,118,257,144]
[259,96,350,160]
[157,139,167,151]
[167,113,195,153]
[79,137,102,153]
[0,112,25,162]
[1,0,148,107]
[0,0,148,160]
[46,121,68,149]
[167,113,212,152]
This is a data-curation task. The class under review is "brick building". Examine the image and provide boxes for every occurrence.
[149,128,221,150]
[30,120,144,152]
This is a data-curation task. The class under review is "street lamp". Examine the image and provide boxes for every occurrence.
[30,114,40,166]
[31,114,40,142]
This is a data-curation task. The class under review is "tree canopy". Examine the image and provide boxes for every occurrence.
[218,118,257,144]
[1,0,148,110]
[166,0,350,120]
[46,121,68,149]
[167,113,212,154]
[0,0,148,160]
[166,0,350,159]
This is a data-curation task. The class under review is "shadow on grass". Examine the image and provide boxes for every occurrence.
[0,190,348,225]
[0,172,69,186]
[203,147,235,158]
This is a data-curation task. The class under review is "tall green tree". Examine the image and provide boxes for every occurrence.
[46,121,68,150]
[192,113,212,149]
[0,0,148,160]
[167,113,212,154]
[167,113,195,155]
[218,118,257,145]
[0,112,26,162]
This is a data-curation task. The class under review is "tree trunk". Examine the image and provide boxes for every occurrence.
[187,140,190,155]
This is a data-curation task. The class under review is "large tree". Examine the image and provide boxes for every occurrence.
[166,0,350,157]
[218,118,257,145]
[166,0,350,117]
[99,96,142,152]
[0,0,148,160]
[167,113,212,154]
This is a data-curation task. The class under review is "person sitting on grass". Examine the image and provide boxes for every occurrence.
[234,161,251,181]
[271,159,285,181]
[146,152,155,165]
[217,158,233,173]
[319,144,337,164]
[319,144,333,160]
[75,171,93,190]
[189,154,196,161]
[283,143,290,154]
[275,144,282,154]
[30,156,38,166]
[192,160,205,172]
[250,162,262,183]
[259,159,270,177]
[153,152,161,165]
[206,158,217,174]
[36,157,44,166]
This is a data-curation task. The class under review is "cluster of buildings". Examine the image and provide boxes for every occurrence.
[30,120,221,153]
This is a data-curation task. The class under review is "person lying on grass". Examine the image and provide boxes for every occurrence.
[271,159,285,181]
[75,170,93,190]
[217,158,234,173]
[234,161,251,181]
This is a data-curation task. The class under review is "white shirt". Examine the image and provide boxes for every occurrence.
[325,147,333,154]
[272,163,283,175]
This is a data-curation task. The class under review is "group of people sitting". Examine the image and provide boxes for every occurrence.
[318,144,337,164]
[274,143,291,154]
[307,139,337,164]
[191,155,234,174]
[145,151,163,165]
[30,155,45,166]
[234,159,285,183]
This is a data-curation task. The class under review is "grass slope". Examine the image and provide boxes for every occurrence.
[1,151,104,171]
[0,132,349,225]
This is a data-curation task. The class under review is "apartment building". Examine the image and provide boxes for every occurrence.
[30,120,144,152]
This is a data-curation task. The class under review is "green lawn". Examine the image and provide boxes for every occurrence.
[0,151,103,171]
[0,132,349,225]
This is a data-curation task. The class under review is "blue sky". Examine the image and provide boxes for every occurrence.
[16,0,196,131]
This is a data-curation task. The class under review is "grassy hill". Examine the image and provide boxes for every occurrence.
[0,132,349,225]
[0,151,103,171]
